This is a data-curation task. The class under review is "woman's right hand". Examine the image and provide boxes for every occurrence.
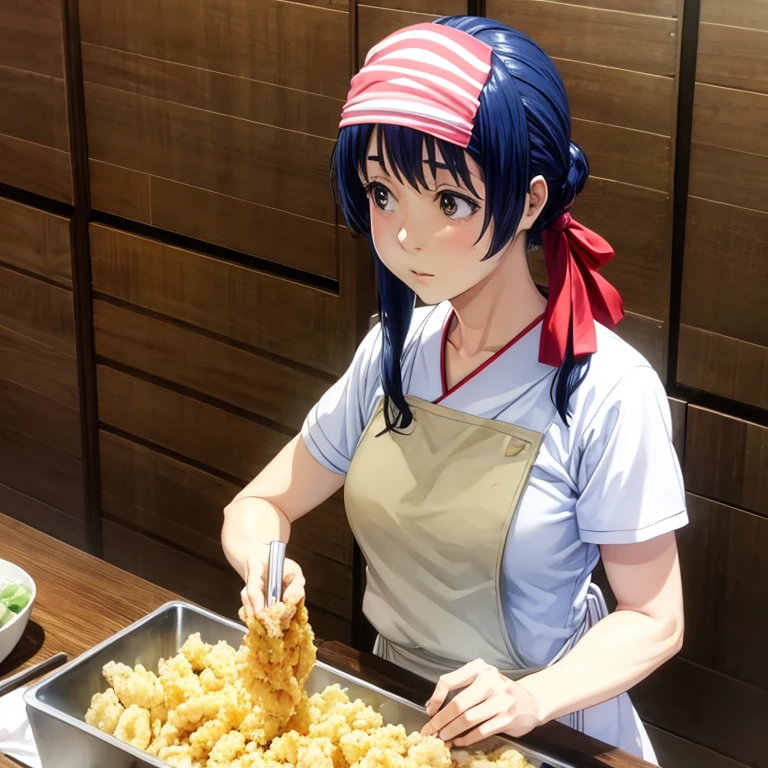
[240,551,306,616]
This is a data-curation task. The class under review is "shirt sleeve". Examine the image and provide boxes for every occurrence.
[301,323,383,475]
[575,365,688,545]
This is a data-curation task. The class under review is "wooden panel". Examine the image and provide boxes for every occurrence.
[684,407,768,519]
[677,494,768,690]
[90,226,346,374]
[0,198,71,286]
[79,0,350,99]
[100,431,352,567]
[549,0,678,13]
[89,161,151,224]
[0,0,65,78]
[310,606,353,645]
[149,178,337,278]
[82,44,343,141]
[689,143,768,213]
[646,725,750,768]
[668,398,686,465]
[102,518,244,620]
[0,265,75,354]
[614,312,666,377]
[93,300,330,433]
[486,0,677,76]
[359,6,436,61]
[557,59,675,137]
[701,0,768,30]
[678,325,768,412]
[0,378,80,460]
[680,198,768,349]
[530,179,670,319]
[97,365,290,482]
[0,133,72,204]
[634,656,768,768]
[0,427,83,519]
[693,84,768,157]
[0,482,86,551]
[571,119,671,192]
[85,84,336,224]
[0,65,68,152]
[362,0,464,13]
[696,23,768,96]
[0,324,78,409]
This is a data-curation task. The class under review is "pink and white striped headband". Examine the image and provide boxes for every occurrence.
[339,23,493,147]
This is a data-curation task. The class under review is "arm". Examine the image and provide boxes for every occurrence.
[221,433,345,613]
[423,532,684,744]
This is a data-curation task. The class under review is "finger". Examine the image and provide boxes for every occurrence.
[282,572,306,604]
[437,694,511,743]
[246,572,266,614]
[425,659,488,715]
[423,674,494,735]
[452,712,515,748]
[240,586,255,618]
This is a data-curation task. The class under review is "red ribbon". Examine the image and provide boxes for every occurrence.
[539,213,625,367]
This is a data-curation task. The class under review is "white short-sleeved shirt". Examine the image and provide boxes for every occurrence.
[302,302,687,667]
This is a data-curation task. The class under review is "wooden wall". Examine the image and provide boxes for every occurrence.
[1,1,767,766]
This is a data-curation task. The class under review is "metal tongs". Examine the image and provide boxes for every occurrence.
[266,540,287,607]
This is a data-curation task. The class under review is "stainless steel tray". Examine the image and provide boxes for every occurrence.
[25,601,573,768]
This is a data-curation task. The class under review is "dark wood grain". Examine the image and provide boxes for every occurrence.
[0,198,71,286]
[0,427,83,519]
[633,655,768,768]
[79,0,350,98]
[0,265,76,354]
[0,0,66,78]
[93,299,332,433]
[689,143,768,213]
[684,407,768,519]
[358,6,437,61]
[0,483,86,551]
[486,0,678,76]
[701,0,768,30]
[668,398,686,465]
[100,430,352,567]
[571,119,671,192]
[680,197,768,348]
[0,324,78,409]
[0,133,72,203]
[677,493,768,690]
[82,44,344,140]
[89,225,346,375]
[85,83,337,224]
[0,64,68,152]
[696,22,768,96]
[362,0,465,14]
[557,58,675,137]
[149,177,338,278]
[614,312,666,377]
[693,83,768,158]
[530,179,671,320]
[548,0,679,13]
[89,160,151,223]
[678,325,768,412]
[645,725,750,768]
[97,365,290,482]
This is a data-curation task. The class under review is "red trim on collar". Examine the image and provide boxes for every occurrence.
[436,310,544,405]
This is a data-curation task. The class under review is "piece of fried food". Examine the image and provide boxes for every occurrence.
[85,687,124,735]
[113,704,152,751]
[103,660,164,709]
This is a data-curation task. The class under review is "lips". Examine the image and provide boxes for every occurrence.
[410,269,434,278]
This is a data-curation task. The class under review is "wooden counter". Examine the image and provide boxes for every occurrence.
[0,513,648,768]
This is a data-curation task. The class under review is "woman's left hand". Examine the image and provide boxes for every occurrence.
[420,659,542,747]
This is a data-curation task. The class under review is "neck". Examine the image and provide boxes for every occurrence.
[448,236,547,357]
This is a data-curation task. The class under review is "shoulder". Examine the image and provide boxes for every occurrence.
[567,324,669,439]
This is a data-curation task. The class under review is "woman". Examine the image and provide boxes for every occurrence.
[222,16,686,763]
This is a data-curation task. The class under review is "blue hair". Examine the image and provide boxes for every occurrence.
[333,15,592,431]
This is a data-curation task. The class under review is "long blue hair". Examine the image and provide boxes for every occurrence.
[333,15,591,431]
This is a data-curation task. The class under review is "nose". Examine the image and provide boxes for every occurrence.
[397,225,423,253]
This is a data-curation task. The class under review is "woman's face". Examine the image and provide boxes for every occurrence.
[363,132,507,305]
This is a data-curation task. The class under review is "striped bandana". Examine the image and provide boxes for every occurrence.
[339,23,493,147]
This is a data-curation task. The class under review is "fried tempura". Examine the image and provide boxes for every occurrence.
[85,599,533,768]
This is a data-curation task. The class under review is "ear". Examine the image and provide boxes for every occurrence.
[515,175,549,235]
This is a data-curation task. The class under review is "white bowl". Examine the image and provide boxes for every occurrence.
[0,558,36,665]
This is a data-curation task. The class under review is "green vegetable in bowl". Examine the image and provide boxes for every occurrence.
[0,582,32,626]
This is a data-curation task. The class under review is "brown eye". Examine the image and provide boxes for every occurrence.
[367,183,395,212]
[440,193,478,220]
